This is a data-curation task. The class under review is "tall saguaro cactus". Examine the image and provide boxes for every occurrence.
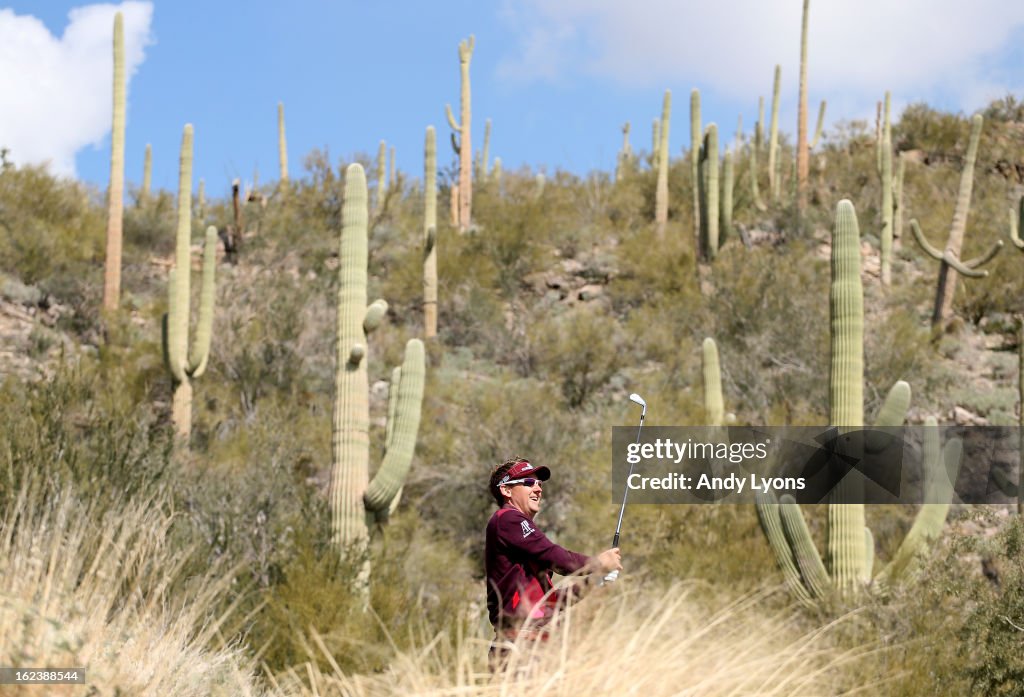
[424,127,438,338]
[702,338,724,426]
[446,35,474,231]
[102,11,126,312]
[690,89,702,244]
[795,0,811,213]
[616,122,632,182]
[330,164,426,574]
[141,143,152,200]
[278,102,289,186]
[756,200,959,606]
[751,96,767,212]
[768,65,781,202]
[879,92,893,286]
[655,89,672,234]
[161,125,217,443]
[698,123,720,261]
[721,148,734,244]
[911,114,1003,330]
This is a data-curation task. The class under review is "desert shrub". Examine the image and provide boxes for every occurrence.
[895,104,969,155]
[0,164,104,288]
[528,303,623,408]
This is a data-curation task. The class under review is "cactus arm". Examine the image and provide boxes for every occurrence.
[702,338,724,426]
[1010,202,1023,249]
[363,299,388,334]
[186,226,218,377]
[878,424,961,583]
[755,492,816,607]
[365,339,426,512]
[445,103,461,132]
[910,219,944,261]
[690,88,701,239]
[348,344,366,366]
[963,239,1003,269]
[779,495,832,600]
[874,381,911,427]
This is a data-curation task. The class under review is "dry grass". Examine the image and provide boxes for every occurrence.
[0,484,261,696]
[270,582,884,696]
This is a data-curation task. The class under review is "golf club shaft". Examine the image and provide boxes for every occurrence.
[612,413,645,547]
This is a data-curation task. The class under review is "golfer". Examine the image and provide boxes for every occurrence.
[485,457,622,668]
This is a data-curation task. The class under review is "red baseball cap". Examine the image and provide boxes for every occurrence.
[499,459,551,486]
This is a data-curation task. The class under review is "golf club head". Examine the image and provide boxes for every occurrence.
[629,393,647,416]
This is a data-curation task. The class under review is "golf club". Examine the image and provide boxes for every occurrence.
[603,392,647,584]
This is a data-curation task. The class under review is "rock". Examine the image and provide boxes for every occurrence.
[578,284,604,301]
[0,275,43,307]
[951,406,989,426]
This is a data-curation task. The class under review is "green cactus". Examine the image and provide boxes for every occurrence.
[616,122,632,182]
[796,0,810,212]
[141,143,152,201]
[721,148,734,245]
[1010,195,1023,249]
[424,127,438,339]
[893,152,905,245]
[389,146,396,190]
[768,65,781,202]
[480,118,491,181]
[691,89,702,244]
[375,140,387,211]
[492,157,502,189]
[880,92,893,286]
[750,96,767,212]
[734,114,743,155]
[161,125,217,444]
[278,101,288,185]
[811,100,826,149]
[329,164,426,575]
[757,200,960,606]
[103,11,125,312]
[910,114,1003,330]
[197,178,205,222]
[702,338,724,426]
[655,90,671,234]
[445,35,474,231]
[698,123,719,261]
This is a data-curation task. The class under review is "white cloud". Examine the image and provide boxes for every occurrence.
[0,2,154,177]
[499,0,1024,117]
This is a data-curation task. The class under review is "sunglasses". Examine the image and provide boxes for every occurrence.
[503,477,543,488]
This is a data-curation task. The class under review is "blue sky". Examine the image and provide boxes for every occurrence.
[4,1,1024,198]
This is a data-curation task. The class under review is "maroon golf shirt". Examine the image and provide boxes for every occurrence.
[485,504,591,630]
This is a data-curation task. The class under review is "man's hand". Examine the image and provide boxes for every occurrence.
[593,547,622,574]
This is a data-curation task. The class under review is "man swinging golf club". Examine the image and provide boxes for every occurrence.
[485,456,622,670]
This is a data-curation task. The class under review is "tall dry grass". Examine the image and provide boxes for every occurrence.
[270,582,884,696]
[0,484,261,696]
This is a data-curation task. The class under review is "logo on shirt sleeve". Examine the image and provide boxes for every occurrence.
[521,520,535,538]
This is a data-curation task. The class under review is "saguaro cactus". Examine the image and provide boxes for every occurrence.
[161,125,217,443]
[616,122,632,182]
[893,152,905,245]
[141,143,152,200]
[278,102,289,185]
[329,164,426,575]
[795,0,811,212]
[768,65,781,202]
[479,118,491,181]
[376,140,387,211]
[879,92,893,286]
[751,97,767,212]
[811,101,827,149]
[698,124,720,261]
[721,148,734,244]
[103,11,126,312]
[756,200,960,606]
[651,118,660,170]
[424,127,438,338]
[445,35,474,231]
[690,89,702,243]
[655,89,672,234]
[911,114,1003,330]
